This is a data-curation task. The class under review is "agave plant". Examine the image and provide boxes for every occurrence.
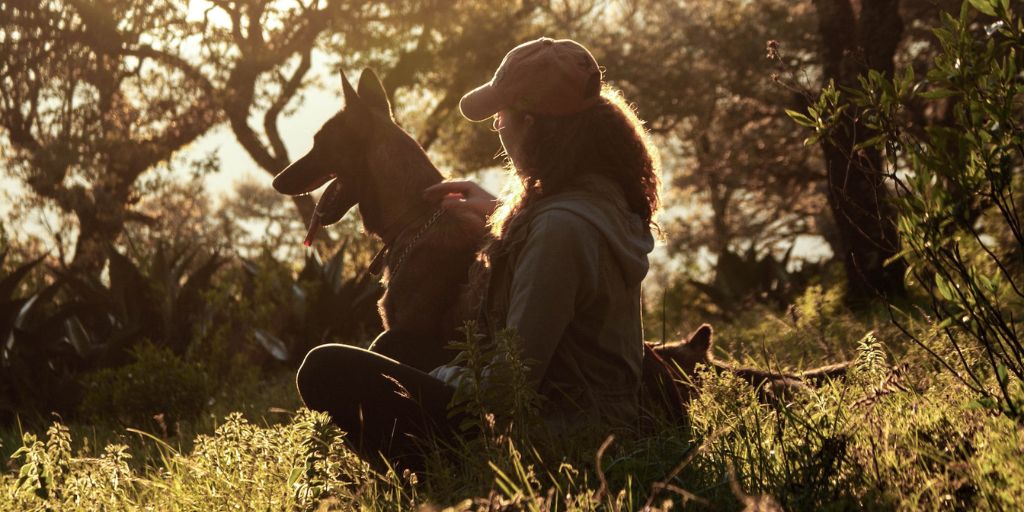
[244,241,383,366]
[0,252,81,421]
[0,242,226,422]
[57,243,225,362]
[693,244,830,314]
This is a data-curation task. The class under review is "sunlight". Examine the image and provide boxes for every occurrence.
[185,0,233,28]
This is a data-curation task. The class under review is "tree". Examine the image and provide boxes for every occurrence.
[0,0,219,273]
[195,0,396,226]
[809,0,909,304]
[579,0,834,312]
[811,0,1024,416]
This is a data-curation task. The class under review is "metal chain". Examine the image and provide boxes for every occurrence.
[389,207,446,280]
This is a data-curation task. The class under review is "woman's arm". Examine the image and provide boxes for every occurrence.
[505,209,601,388]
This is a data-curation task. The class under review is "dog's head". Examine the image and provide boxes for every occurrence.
[658,324,714,376]
[272,68,403,244]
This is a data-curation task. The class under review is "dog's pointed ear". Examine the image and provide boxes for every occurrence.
[686,324,713,354]
[356,68,392,117]
[341,70,362,110]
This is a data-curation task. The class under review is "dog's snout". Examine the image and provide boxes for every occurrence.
[273,153,333,195]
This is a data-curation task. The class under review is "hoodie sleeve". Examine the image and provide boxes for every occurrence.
[505,208,601,389]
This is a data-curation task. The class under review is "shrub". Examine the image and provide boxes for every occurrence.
[1,410,381,511]
[793,0,1024,417]
[79,343,209,430]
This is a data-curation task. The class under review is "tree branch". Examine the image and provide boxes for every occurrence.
[264,48,312,165]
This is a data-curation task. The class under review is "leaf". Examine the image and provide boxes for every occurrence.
[107,247,151,323]
[855,134,887,150]
[0,256,43,302]
[63,316,91,357]
[253,328,290,362]
[287,466,303,487]
[902,65,915,85]
[919,88,957,100]
[935,273,953,301]
[785,109,815,128]
[996,363,1009,385]
[966,396,998,409]
[968,0,997,16]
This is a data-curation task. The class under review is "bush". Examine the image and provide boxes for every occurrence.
[794,0,1024,417]
[1,410,380,511]
[79,343,209,431]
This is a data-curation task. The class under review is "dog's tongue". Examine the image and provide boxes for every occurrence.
[303,215,322,247]
[300,179,358,246]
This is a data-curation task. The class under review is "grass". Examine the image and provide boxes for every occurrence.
[1,288,1022,511]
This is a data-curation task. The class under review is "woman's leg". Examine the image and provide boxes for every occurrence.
[368,329,453,372]
[295,343,457,468]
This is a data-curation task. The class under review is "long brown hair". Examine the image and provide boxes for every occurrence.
[490,85,661,236]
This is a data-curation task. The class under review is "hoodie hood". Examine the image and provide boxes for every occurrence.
[526,174,655,286]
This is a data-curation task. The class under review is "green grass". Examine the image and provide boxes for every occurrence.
[2,297,1022,511]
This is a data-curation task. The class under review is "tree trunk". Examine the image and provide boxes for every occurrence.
[813,0,907,305]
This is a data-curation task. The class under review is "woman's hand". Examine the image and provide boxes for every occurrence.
[423,180,498,220]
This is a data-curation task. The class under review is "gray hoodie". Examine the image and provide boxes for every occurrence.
[482,174,655,426]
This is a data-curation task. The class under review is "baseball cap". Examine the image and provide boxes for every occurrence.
[460,37,602,122]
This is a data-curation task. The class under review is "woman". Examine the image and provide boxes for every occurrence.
[296,37,659,466]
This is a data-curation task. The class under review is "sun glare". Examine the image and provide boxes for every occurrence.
[185,0,234,28]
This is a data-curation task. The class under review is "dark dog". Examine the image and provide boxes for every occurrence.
[272,68,486,372]
[645,324,852,418]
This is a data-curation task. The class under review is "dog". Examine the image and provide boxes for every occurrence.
[272,68,486,372]
[272,68,850,415]
[644,324,852,418]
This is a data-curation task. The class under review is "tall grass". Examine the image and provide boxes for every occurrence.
[2,283,1022,510]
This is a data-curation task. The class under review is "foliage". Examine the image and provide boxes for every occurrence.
[0,235,383,422]
[0,252,81,421]
[1,410,381,511]
[795,0,1024,416]
[0,1,1022,510]
[0,0,221,271]
[690,245,832,315]
[711,282,891,368]
[79,343,209,431]
[2,298,1023,510]
[2,241,225,420]
[444,323,542,439]
[61,243,225,358]
[241,244,383,366]
[649,0,831,271]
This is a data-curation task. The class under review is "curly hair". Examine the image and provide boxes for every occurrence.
[490,85,661,236]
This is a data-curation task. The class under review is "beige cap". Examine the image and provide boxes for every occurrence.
[460,37,602,122]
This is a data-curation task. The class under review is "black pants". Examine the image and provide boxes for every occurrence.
[295,331,460,468]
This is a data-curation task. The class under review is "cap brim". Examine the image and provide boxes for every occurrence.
[459,83,506,122]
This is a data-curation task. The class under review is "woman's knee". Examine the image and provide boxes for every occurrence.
[296,344,350,410]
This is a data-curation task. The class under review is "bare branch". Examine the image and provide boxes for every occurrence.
[264,48,312,165]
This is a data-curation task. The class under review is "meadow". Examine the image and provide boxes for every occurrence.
[2,281,1022,511]
[1,1,1022,510]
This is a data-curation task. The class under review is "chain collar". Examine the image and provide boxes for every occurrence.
[368,207,446,279]
[389,207,446,279]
